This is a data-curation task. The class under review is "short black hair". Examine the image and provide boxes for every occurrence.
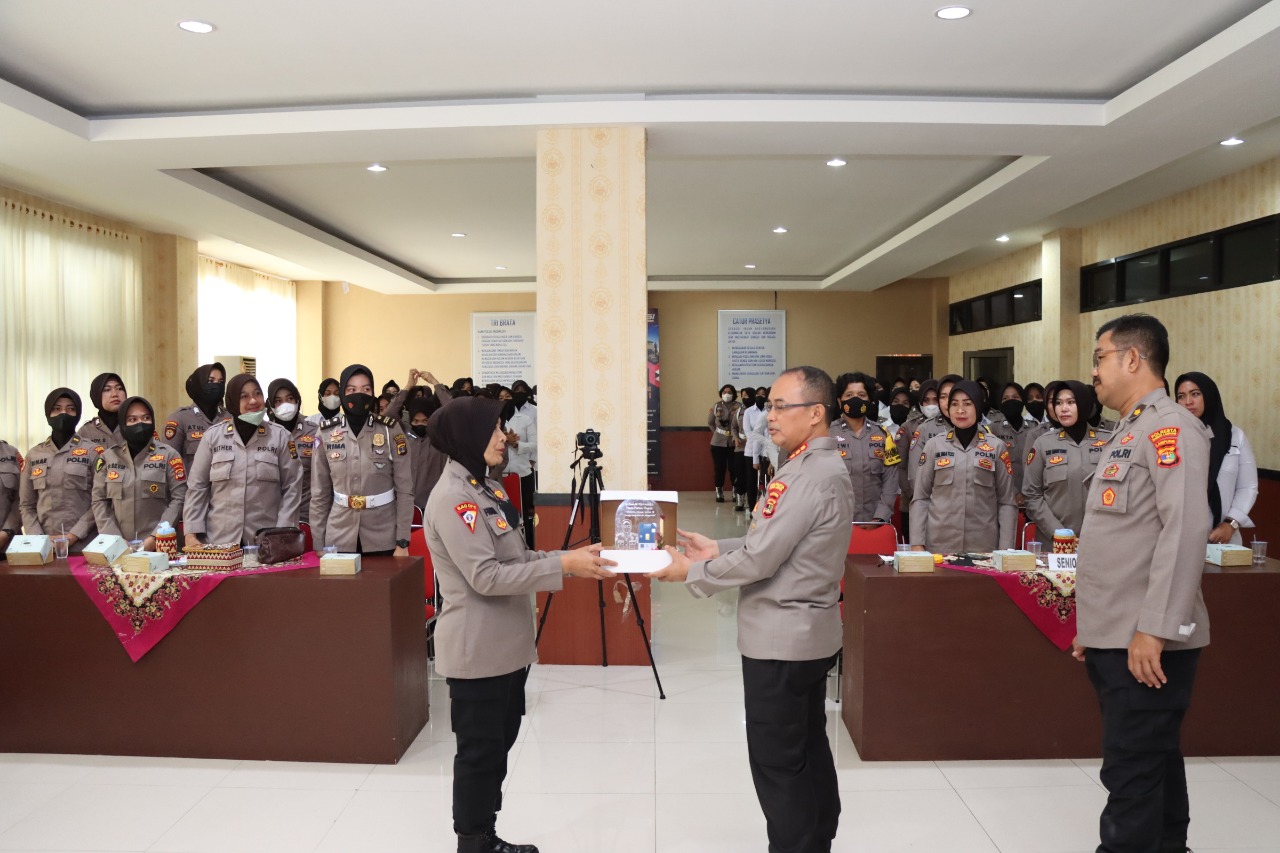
[719,384,737,397]
[1096,313,1170,378]
[835,371,877,399]
[741,386,756,398]
[781,366,836,420]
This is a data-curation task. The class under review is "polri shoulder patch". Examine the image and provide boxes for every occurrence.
[761,481,788,518]
[1149,427,1181,468]
[455,501,479,532]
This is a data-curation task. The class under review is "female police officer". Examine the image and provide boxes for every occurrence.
[1023,380,1109,549]
[78,372,127,450]
[425,397,614,853]
[163,363,231,470]
[19,388,98,554]
[183,374,302,548]
[92,396,187,549]
[309,364,414,556]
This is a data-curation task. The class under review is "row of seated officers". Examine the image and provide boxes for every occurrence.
[0,363,539,558]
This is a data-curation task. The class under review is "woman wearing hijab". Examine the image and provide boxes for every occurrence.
[911,380,1018,554]
[304,378,343,430]
[183,374,302,548]
[406,393,449,511]
[1175,372,1258,545]
[991,382,1039,504]
[163,363,230,470]
[707,384,739,502]
[92,396,187,549]
[309,364,414,556]
[268,378,318,525]
[1023,381,1111,548]
[19,388,97,554]
[424,397,615,853]
[78,372,127,450]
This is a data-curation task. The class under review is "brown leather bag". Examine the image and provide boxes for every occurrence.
[254,527,306,565]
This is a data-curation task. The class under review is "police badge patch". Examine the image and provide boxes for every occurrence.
[1148,427,1181,468]
[455,502,479,532]
[761,481,788,518]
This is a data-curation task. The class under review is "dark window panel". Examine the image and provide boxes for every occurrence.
[1168,239,1214,295]
[1012,282,1041,323]
[1084,265,1118,308]
[970,297,990,332]
[989,291,1012,327]
[1121,252,1161,302]
[1222,221,1280,288]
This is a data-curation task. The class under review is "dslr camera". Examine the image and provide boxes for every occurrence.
[576,428,603,461]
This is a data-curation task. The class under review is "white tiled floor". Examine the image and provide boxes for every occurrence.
[3,491,1279,852]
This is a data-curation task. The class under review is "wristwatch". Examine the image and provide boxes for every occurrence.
[1227,518,1240,531]
[395,539,410,549]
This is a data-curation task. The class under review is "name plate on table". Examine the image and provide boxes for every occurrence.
[1048,553,1077,572]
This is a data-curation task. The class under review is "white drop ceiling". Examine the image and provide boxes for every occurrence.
[1,0,1278,293]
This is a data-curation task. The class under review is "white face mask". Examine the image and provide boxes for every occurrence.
[237,410,267,426]
[321,394,341,410]
[273,402,298,421]
[721,393,734,403]
[921,404,941,419]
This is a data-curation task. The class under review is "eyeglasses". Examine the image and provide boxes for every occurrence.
[1092,347,1148,368]
[765,401,825,413]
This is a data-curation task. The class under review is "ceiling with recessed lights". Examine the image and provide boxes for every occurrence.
[0,0,1278,293]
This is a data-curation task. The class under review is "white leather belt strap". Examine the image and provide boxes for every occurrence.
[333,489,395,510]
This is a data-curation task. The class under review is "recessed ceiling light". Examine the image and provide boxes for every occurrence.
[935,6,971,20]
[451,232,466,238]
[744,264,757,270]
[366,164,387,173]
[495,266,507,271]
[177,20,215,33]
[996,235,1011,242]
[1220,137,1244,146]
[772,227,788,234]
[826,158,846,167]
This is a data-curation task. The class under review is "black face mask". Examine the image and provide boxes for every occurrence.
[1000,399,1025,424]
[754,396,766,410]
[1025,401,1046,422]
[411,424,428,438]
[511,392,529,409]
[841,397,871,420]
[123,422,154,455]
[205,382,226,406]
[889,404,910,425]
[343,393,376,434]
[908,390,921,408]
[48,413,79,447]
[876,389,892,407]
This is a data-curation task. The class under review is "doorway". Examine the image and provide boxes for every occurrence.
[875,355,933,387]
[964,347,1014,390]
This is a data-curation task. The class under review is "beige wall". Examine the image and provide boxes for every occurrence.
[650,278,948,426]
[946,245,1048,381]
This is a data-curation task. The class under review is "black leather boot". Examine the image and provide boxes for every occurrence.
[715,487,725,502]
[457,833,489,853]
[486,832,539,853]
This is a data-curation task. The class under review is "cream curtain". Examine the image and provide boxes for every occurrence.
[0,197,142,454]
[197,256,297,392]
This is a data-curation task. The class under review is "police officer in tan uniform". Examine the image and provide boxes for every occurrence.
[991,382,1040,504]
[899,379,939,535]
[92,396,187,549]
[707,384,739,502]
[911,380,1018,553]
[309,364,414,556]
[1072,315,1211,853]
[183,374,302,547]
[425,397,614,853]
[77,372,127,451]
[0,439,23,557]
[908,373,961,491]
[163,363,231,470]
[1023,380,1110,548]
[266,378,318,525]
[831,371,900,523]
[19,388,97,554]
[655,366,855,853]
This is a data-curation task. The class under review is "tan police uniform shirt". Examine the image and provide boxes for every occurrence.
[288,421,319,525]
[707,401,737,448]
[830,417,900,522]
[91,440,187,541]
[1022,426,1110,546]
[891,416,916,506]
[686,435,855,661]
[183,421,302,545]
[162,405,232,470]
[77,418,121,453]
[426,459,565,679]
[1076,389,1211,650]
[908,415,950,495]
[308,414,414,552]
[0,441,23,535]
[19,435,98,549]
[991,418,1038,494]
[910,428,1018,553]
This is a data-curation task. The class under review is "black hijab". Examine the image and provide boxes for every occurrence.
[428,397,520,527]
[118,396,156,458]
[45,387,82,449]
[225,373,263,446]
[949,380,985,448]
[1053,380,1096,444]
[1174,372,1232,525]
[184,362,226,420]
[89,372,125,431]
[317,377,341,420]
[267,378,302,432]
[339,364,377,436]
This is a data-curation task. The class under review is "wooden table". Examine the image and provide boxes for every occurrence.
[841,555,1280,761]
[0,556,429,764]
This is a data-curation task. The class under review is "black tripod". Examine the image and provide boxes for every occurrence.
[535,451,666,699]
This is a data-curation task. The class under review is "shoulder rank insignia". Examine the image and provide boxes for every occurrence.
[1149,427,1180,468]
[1130,405,1146,419]
[761,481,788,518]
[168,457,186,481]
[257,425,267,434]
[455,501,479,533]
[1025,448,1035,465]
[494,489,507,500]
[946,431,955,440]
[787,442,808,461]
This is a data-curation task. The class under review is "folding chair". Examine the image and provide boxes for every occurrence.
[1019,521,1038,550]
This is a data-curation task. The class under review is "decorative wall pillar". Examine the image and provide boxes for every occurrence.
[1041,229,1082,379]
[139,232,197,419]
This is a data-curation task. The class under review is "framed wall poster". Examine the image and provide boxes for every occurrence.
[471,312,536,386]
[717,310,786,389]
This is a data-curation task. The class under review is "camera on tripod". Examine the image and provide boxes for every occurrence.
[576,428,603,461]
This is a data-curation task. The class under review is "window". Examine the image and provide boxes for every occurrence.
[1083,265,1118,308]
[1122,252,1161,302]
[1221,220,1279,289]
[1167,239,1214,295]
[949,280,1042,336]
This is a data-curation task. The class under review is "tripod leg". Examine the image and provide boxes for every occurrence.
[623,572,667,700]
[534,591,555,648]
[596,578,609,667]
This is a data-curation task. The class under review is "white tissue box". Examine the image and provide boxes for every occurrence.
[993,550,1037,572]
[83,534,129,567]
[120,551,170,573]
[1206,544,1252,567]
[320,553,362,575]
[893,552,935,573]
[7,535,53,565]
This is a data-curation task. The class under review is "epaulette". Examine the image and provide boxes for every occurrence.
[320,415,344,429]
[374,414,399,428]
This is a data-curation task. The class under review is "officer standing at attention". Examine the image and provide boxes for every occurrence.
[19,388,98,554]
[1072,314,1211,853]
[911,380,1018,553]
[425,396,615,853]
[91,396,187,549]
[309,364,414,556]
[183,374,302,548]
[267,378,318,525]
[163,363,231,470]
[0,438,22,557]
[77,372,127,451]
[1022,380,1109,549]
[831,371,900,522]
[654,366,855,853]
